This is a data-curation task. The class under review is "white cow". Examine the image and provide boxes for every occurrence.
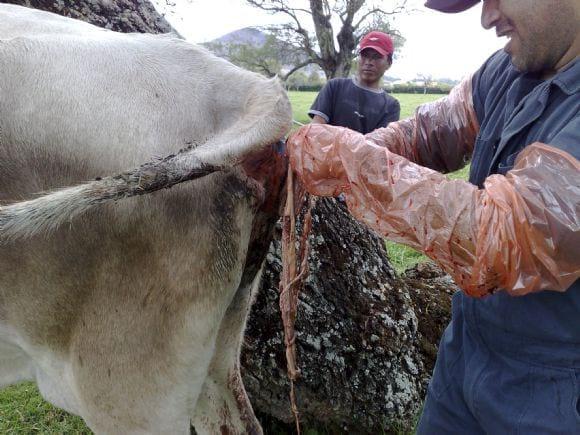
[0,4,292,434]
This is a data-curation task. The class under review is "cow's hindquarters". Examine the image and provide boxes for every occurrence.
[191,270,264,435]
[0,171,261,434]
[191,144,288,434]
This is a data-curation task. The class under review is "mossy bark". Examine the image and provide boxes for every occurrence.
[3,0,173,34]
[243,198,453,432]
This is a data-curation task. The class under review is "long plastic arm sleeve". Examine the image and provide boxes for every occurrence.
[287,124,580,297]
[365,77,479,173]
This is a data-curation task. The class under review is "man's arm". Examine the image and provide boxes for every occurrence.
[288,125,579,297]
[310,115,328,124]
[308,80,334,124]
[366,77,478,173]
[384,98,400,125]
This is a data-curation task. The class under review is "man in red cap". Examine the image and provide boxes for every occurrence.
[308,30,400,134]
[288,0,579,433]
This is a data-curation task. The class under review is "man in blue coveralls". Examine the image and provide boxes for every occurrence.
[287,0,579,433]
[416,1,579,432]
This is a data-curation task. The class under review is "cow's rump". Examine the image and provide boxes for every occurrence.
[0,4,291,434]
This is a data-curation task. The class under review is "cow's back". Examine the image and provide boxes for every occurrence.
[0,4,271,193]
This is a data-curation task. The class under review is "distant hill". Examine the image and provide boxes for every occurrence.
[205,27,324,80]
[203,27,268,61]
[207,27,267,48]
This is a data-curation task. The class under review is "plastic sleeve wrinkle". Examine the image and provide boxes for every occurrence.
[365,76,479,173]
[287,125,580,298]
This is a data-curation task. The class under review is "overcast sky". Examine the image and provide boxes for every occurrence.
[155,0,506,81]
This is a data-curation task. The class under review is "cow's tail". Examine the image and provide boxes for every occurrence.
[0,154,221,240]
[0,78,292,241]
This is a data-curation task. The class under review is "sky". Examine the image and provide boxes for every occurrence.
[154,0,506,81]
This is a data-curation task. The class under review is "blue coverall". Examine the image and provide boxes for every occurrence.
[417,51,580,434]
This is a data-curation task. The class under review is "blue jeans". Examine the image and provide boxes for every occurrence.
[417,292,580,434]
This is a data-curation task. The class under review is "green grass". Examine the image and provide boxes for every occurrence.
[0,382,89,434]
[1,91,459,433]
[384,241,429,274]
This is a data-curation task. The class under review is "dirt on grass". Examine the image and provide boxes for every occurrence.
[403,262,455,372]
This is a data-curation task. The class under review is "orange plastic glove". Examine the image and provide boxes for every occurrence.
[287,124,580,297]
[365,77,479,172]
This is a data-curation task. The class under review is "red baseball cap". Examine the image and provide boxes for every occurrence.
[358,31,394,57]
[425,0,479,13]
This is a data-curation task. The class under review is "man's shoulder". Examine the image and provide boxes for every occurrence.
[326,77,355,89]
[383,92,400,107]
[328,77,353,84]
[318,77,354,96]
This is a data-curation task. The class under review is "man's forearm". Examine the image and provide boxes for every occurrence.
[288,125,580,297]
[365,77,479,173]
[310,115,328,124]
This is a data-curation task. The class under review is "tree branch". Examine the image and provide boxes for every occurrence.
[246,0,312,18]
[280,59,316,81]
[353,2,407,31]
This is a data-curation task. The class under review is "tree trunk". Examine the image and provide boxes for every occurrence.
[309,0,337,79]
[309,0,361,79]
[7,1,454,432]
[242,198,453,432]
[335,22,357,78]
[2,0,173,33]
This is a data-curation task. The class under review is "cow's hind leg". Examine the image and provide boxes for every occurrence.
[191,271,263,435]
[0,337,34,388]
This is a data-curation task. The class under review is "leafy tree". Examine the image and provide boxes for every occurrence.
[246,0,408,79]
[307,69,324,86]
[205,33,308,80]
[230,35,281,77]
[416,72,435,94]
[286,70,309,89]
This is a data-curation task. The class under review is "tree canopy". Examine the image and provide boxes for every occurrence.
[246,0,408,79]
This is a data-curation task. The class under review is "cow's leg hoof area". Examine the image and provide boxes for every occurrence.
[190,369,262,435]
[0,338,34,388]
[190,277,264,435]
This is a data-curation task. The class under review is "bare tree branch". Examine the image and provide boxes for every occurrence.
[247,0,312,18]
[280,59,317,81]
[244,0,409,79]
[353,2,407,30]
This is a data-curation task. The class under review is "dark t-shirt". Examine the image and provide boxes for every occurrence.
[308,77,400,134]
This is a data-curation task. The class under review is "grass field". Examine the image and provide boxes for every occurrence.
[0,91,463,433]
[0,383,89,434]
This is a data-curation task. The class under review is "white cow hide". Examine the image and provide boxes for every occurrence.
[0,4,292,434]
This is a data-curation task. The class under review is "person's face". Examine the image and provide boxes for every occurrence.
[481,0,580,75]
[357,48,392,86]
